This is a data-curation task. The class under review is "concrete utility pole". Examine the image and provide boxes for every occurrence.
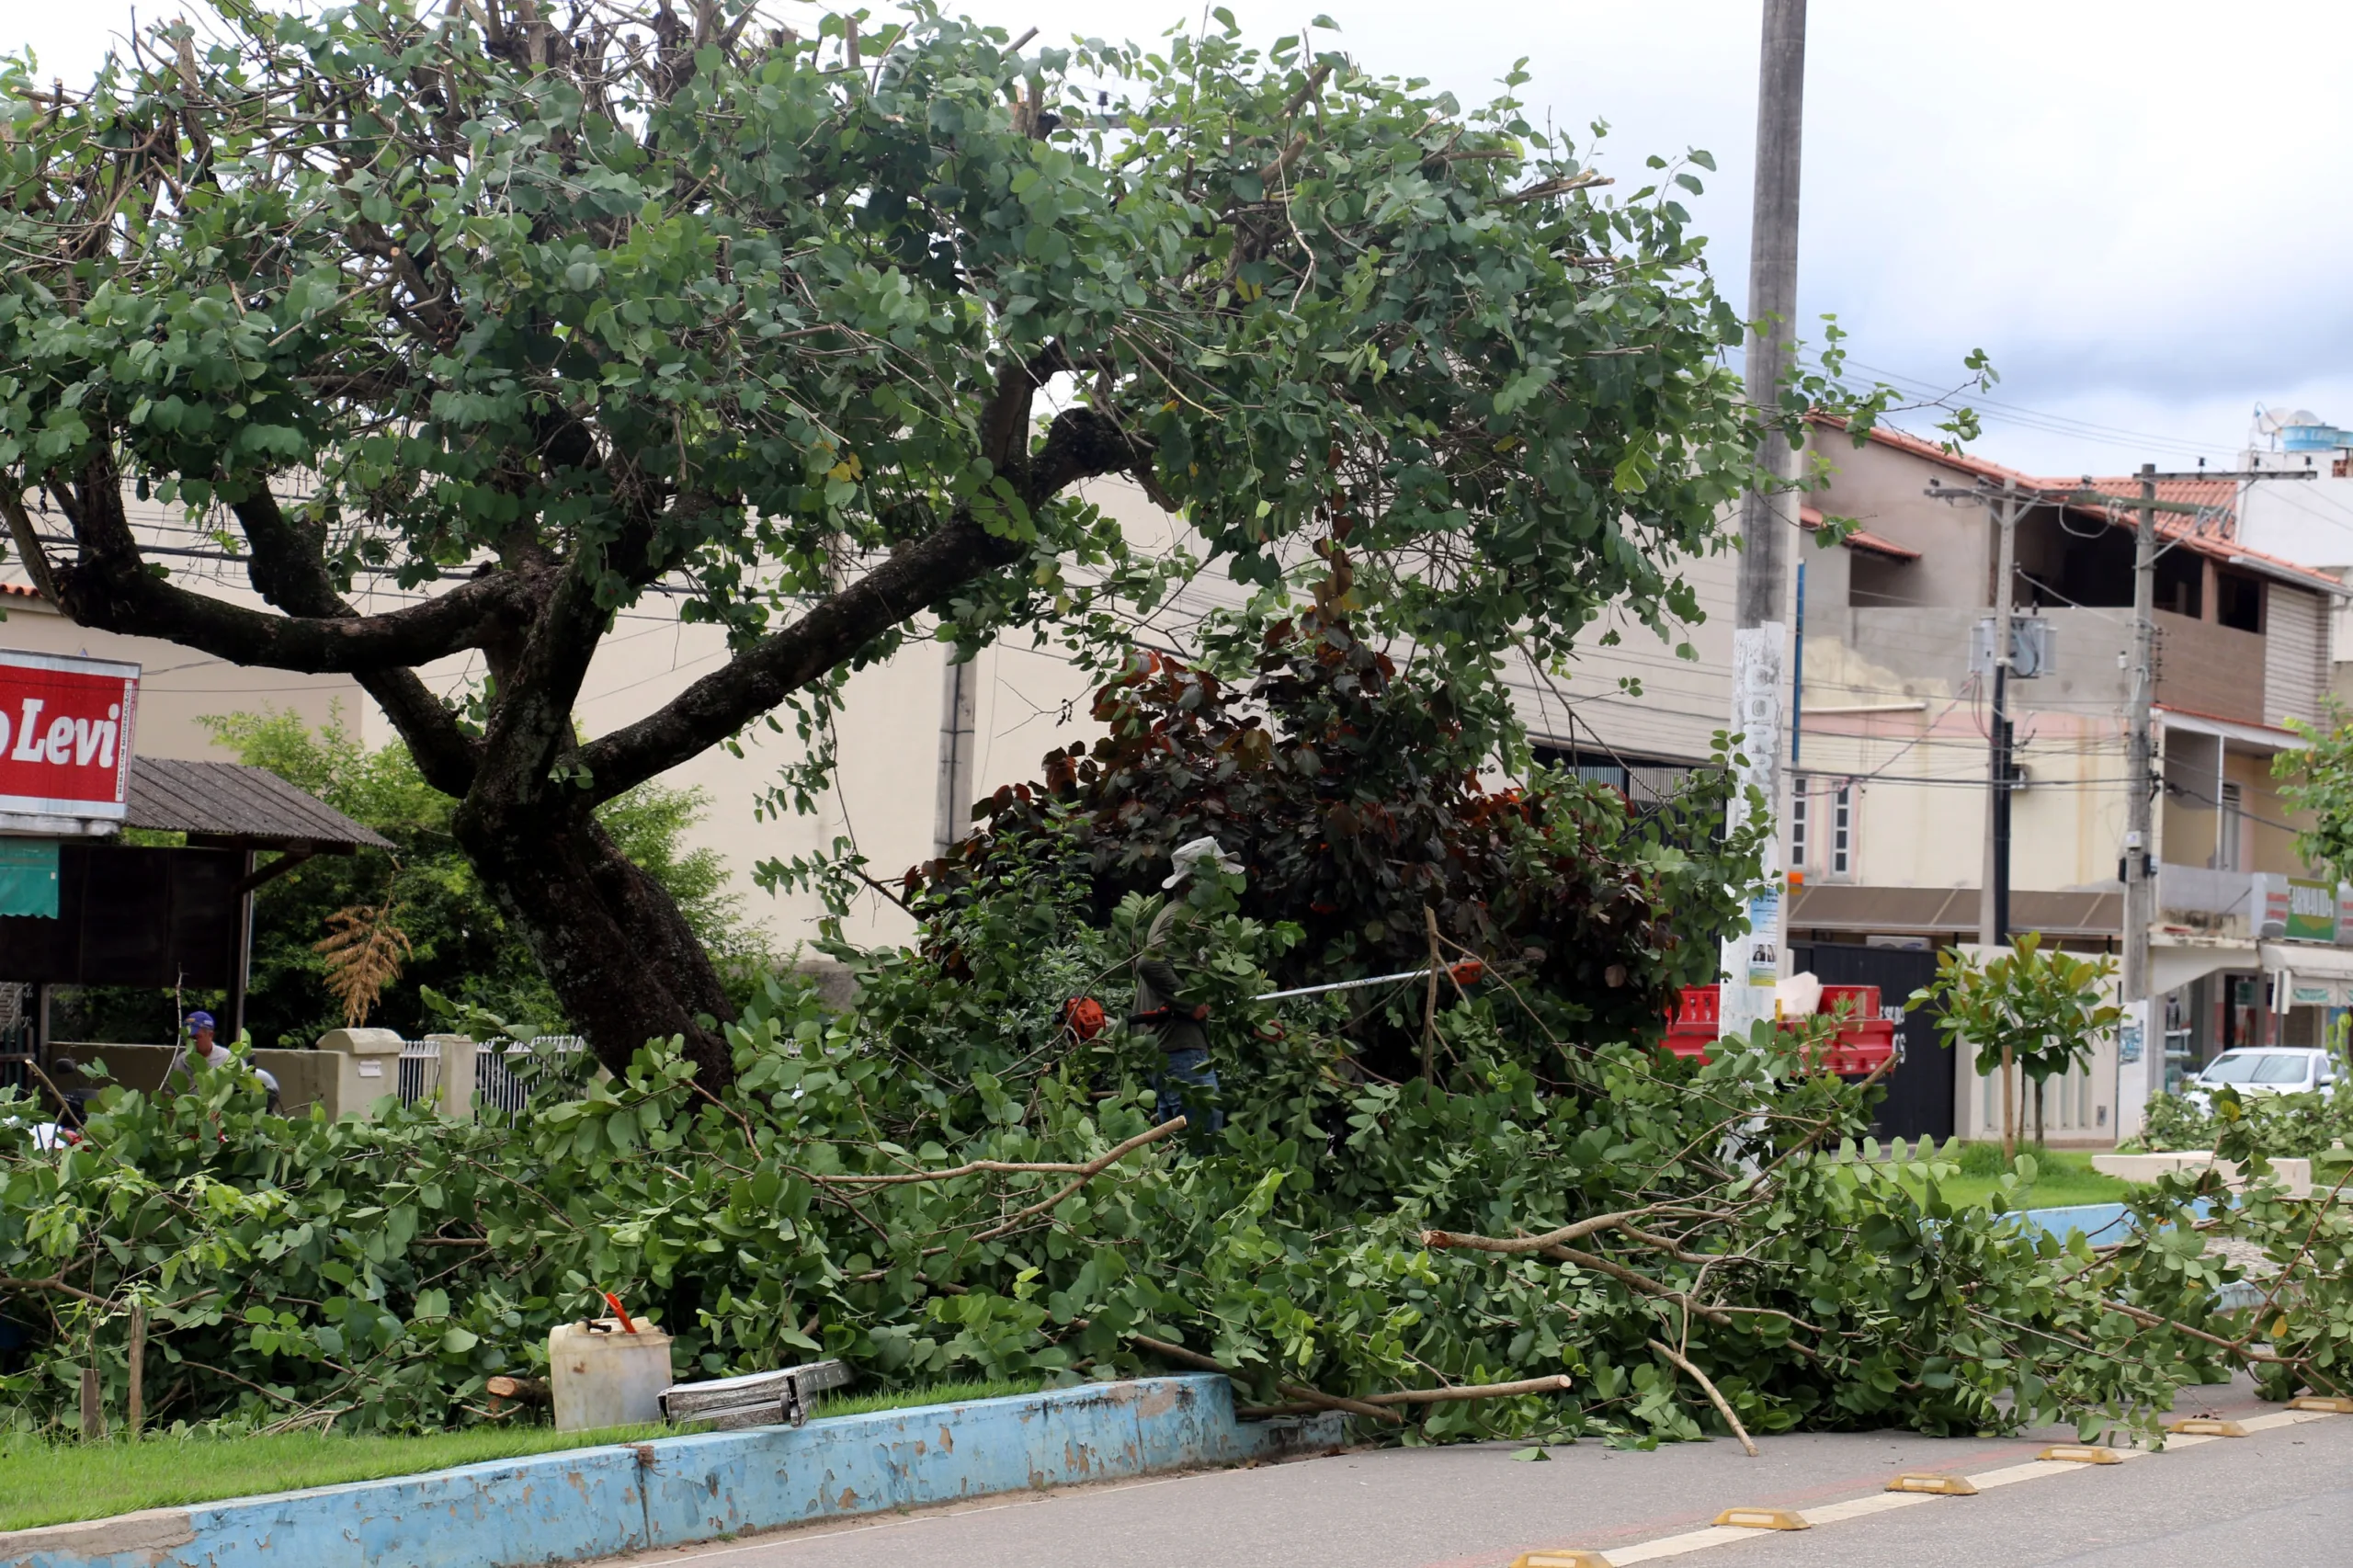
[933,653,977,860]
[2123,462,2158,1120]
[1979,480,2021,948]
[1720,0,1806,1041]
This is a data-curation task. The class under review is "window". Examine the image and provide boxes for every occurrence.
[2218,782,2245,872]
[1828,783,1853,877]
[1529,744,1694,806]
[1790,778,1853,877]
[2218,572,2263,633]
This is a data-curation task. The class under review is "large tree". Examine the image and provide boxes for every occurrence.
[0,0,1771,1083]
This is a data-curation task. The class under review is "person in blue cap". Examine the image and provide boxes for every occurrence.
[172,1009,279,1108]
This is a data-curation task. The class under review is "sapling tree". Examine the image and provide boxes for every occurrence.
[1913,932,2120,1159]
[1,0,1908,1080]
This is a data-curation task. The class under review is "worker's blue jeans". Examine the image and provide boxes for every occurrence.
[1154,1047,1223,1133]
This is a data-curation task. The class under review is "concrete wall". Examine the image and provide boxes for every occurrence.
[1796,431,1994,608]
[4,1376,1346,1568]
[50,1042,338,1116]
[1509,529,1764,770]
[50,1029,412,1119]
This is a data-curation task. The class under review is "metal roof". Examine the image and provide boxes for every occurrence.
[1789,882,2120,937]
[125,757,393,851]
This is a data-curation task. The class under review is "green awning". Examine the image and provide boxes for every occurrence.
[0,840,60,918]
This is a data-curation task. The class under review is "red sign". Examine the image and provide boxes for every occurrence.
[0,651,141,820]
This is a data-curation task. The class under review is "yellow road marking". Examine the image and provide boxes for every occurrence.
[1503,1407,2351,1567]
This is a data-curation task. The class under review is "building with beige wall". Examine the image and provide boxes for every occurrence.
[1787,421,2348,1144]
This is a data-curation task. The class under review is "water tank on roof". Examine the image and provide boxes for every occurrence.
[2281,422,2346,451]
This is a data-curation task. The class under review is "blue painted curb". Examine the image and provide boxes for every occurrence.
[1,1375,1346,1568]
[2015,1200,2264,1310]
[2015,1200,2141,1245]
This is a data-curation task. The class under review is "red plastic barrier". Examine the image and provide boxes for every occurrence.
[1663,983,1894,1078]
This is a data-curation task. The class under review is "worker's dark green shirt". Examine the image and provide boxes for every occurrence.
[1133,900,1210,1055]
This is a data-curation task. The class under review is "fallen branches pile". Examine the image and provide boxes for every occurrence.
[9,810,2352,1444]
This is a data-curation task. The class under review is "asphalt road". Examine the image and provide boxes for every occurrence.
[600,1378,2353,1568]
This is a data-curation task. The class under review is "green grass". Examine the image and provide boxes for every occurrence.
[0,1423,668,1533]
[810,1375,1046,1420]
[0,1376,1052,1533]
[1883,1142,2134,1211]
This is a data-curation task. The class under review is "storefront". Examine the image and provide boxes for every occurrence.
[2257,940,2353,1052]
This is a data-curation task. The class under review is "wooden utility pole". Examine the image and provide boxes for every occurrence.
[2124,462,2158,1119]
[1982,480,2020,1155]
[1979,480,2021,949]
[1720,0,1806,1040]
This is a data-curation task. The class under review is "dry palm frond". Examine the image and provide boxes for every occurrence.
[314,903,414,1027]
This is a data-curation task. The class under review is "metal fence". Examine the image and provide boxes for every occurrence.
[397,1036,591,1115]
[396,1040,441,1108]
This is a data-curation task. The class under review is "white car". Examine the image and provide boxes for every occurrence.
[2182,1048,2339,1108]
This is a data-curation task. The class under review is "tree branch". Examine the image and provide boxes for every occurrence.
[40,475,530,678]
[1421,1208,1662,1256]
[1648,1337,1756,1456]
[573,403,1148,806]
[0,488,60,600]
[1358,1374,1573,1406]
[830,1119,1188,1185]
[966,1118,1187,1242]
[0,1273,108,1308]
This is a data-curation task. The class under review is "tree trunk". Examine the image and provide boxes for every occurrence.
[2033,1075,2045,1150]
[2000,1044,2016,1163]
[453,795,736,1087]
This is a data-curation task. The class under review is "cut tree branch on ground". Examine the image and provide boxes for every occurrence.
[827,1119,1187,1185]
[1648,1337,1756,1457]
[1420,1208,1664,1256]
[1358,1374,1574,1406]
[1123,1333,1563,1424]
[967,1119,1187,1243]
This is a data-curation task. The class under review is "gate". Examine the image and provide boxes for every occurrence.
[1791,942,1953,1142]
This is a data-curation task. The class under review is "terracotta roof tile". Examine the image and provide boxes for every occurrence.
[1806,415,2346,595]
[1843,528,1921,562]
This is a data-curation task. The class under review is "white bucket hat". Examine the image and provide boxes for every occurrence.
[1162,835,1244,889]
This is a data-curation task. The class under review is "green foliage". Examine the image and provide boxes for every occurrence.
[0,1,1984,1078]
[1912,933,2120,1089]
[9,868,2343,1449]
[887,574,1764,1076]
[2139,1088,2353,1161]
[2277,707,2353,881]
[0,0,1940,807]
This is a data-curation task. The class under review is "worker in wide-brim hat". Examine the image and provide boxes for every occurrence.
[1131,836,1242,1135]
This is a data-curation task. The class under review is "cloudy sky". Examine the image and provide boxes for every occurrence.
[16,1,2351,476]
